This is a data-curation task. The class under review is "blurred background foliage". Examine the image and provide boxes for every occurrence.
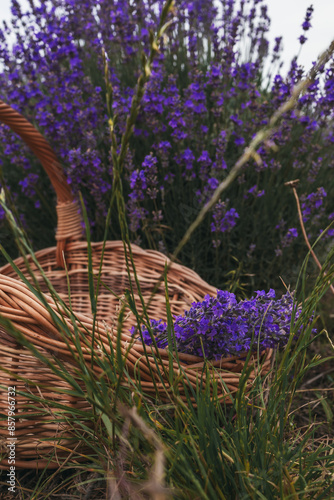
[0,0,333,301]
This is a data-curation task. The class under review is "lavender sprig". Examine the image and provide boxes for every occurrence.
[1,1,333,283]
[131,289,304,360]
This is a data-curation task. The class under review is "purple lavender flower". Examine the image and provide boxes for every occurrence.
[132,289,304,360]
[130,319,168,349]
[211,201,239,234]
[1,0,333,290]
[301,187,327,223]
[281,228,298,248]
[19,173,39,198]
[302,5,314,31]
[234,135,245,146]
[247,185,265,198]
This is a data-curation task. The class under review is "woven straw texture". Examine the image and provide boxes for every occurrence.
[0,101,273,469]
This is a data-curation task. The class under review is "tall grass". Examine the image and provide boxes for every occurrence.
[0,211,333,498]
[2,1,334,297]
[1,4,334,498]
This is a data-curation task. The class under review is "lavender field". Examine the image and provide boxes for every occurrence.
[0,1,333,498]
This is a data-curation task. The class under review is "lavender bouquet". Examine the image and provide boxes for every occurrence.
[131,289,302,360]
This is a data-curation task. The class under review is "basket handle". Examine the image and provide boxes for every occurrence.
[0,100,83,267]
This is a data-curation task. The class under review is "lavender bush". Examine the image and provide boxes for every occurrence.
[0,0,333,292]
[131,288,301,358]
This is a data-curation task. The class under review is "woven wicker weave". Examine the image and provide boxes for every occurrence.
[0,100,273,469]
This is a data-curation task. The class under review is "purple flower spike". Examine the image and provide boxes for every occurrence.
[132,289,305,360]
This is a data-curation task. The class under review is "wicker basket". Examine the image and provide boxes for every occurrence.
[0,101,273,469]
